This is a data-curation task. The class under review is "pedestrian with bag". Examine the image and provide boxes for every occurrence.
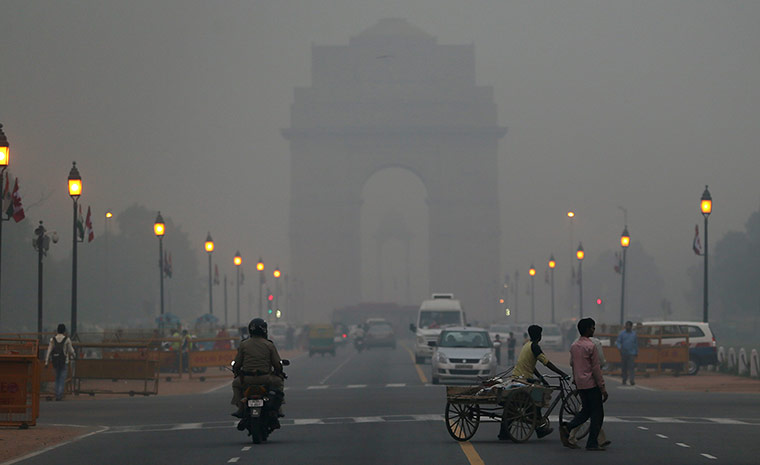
[45,324,76,401]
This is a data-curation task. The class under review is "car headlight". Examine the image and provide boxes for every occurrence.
[436,352,448,364]
[480,353,493,364]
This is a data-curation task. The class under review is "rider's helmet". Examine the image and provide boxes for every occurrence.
[248,318,268,337]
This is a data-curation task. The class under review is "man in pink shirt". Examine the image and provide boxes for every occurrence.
[560,318,609,451]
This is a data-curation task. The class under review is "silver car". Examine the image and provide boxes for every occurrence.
[431,327,496,385]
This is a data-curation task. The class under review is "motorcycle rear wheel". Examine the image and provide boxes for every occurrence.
[249,418,263,444]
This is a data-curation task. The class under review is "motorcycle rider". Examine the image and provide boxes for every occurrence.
[230,318,286,424]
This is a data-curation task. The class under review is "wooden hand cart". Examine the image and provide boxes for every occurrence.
[445,381,563,443]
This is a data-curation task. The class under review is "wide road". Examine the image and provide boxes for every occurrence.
[10,340,760,465]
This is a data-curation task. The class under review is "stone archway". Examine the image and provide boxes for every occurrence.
[282,18,506,322]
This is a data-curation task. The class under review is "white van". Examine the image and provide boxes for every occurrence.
[409,293,466,364]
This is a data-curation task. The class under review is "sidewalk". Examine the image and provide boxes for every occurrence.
[1,349,303,464]
[544,350,760,393]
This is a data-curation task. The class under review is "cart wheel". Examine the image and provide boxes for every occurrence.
[503,391,537,443]
[560,390,589,440]
[445,401,480,442]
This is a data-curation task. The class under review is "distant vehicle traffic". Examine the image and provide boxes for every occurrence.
[410,293,466,364]
[431,327,496,385]
[364,320,396,349]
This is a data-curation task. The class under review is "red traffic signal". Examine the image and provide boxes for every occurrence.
[596,298,603,305]
[268,294,274,302]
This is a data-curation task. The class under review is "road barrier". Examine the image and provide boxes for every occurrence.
[751,349,759,378]
[73,343,159,396]
[727,347,737,372]
[738,348,749,376]
[0,339,40,427]
[186,338,237,381]
[599,333,689,376]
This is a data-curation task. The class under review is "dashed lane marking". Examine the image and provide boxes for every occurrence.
[227,458,239,463]
[101,415,760,433]
[705,417,749,425]
[347,384,367,388]
[241,447,251,451]
[386,383,406,387]
[656,434,669,439]
[306,385,329,390]
[701,453,718,460]
[676,443,691,448]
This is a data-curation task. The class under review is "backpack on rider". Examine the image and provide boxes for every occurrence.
[50,336,68,370]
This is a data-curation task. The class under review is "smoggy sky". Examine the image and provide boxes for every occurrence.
[1,1,758,318]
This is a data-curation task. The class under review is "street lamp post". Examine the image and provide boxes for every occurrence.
[528,265,536,324]
[514,270,519,323]
[0,124,9,324]
[256,258,264,318]
[205,233,214,315]
[620,226,630,325]
[273,266,281,318]
[33,221,52,338]
[234,252,242,326]
[548,255,556,324]
[701,186,712,323]
[576,243,584,318]
[68,162,82,336]
[153,212,165,316]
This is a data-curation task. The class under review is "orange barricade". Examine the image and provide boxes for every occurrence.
[0,339,40,427]
[72,343,160,396]
[186,338,237,381]
[601,333,689,376]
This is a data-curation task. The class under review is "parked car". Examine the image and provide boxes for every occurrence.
[431,327,496,385]
[640,321,717,375]
[364,321,396,349]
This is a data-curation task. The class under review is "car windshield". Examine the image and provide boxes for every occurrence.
[419,311,461,329]
[368,324,393,335]
[439,330,491,348]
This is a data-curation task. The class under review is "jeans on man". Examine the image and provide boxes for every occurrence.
[621,353,636,384]
[566,386,604,449]
[54,365,68,400]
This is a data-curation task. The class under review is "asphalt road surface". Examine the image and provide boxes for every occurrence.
[10,341,760,465]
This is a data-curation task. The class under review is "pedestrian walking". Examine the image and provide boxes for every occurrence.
[507,332,516,365]
[44,324,76,401]
[568,334,610,448]
[493,334,502,365]
[560,317,608,451]
[616,320,638,385]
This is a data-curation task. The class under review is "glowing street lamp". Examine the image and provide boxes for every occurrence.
[205,232,214,315]
[619,226,630,325]
[234,251,242,326]
[68,162,83,335]
[154,212,165,316]
[256,257,265,318]
[528,265,536,324]
[576,243,584,318]
[548,254,556,323]
[701,186,712,323]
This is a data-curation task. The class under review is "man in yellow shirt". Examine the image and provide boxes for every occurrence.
[499,325,569,440]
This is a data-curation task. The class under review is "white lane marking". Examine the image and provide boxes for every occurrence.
[701,453,718,460]
[171,422,203,430]
[347,384,367,388]
[706,418,749,425]
[354,417,378,423]
[293,419,323,425]
[646,417,685,423]
[638,426,649,430]
[307,385,329,390]
[320,355,354,384]
[228,458,239,463]
[202,380,232,394]
[0,426,108,465]
[656,434,669,439]
[241,446,251,451]
[676,443,691,448]
[386,383,406,387]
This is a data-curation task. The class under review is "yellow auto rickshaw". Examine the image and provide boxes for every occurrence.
[308,324,336,357]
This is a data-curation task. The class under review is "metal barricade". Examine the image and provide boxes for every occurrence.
[0,339,40,427]
[72,343,160,396]
[186,338,237,381]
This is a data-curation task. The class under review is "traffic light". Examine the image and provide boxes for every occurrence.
[268,308,273,315]
[268,294,274,302]
[596,298,603,306]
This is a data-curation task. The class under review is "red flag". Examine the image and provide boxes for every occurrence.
[692,224,702,256]
[10,177,25,222]
[85,206,94,242]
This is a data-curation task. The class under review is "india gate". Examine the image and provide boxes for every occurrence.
[282,18,506,322]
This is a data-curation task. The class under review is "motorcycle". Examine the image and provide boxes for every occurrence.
[231,359,289,444]
[353,336,365,352]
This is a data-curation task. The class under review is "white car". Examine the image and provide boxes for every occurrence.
[539,324,563,350]
[431,327,496,385]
